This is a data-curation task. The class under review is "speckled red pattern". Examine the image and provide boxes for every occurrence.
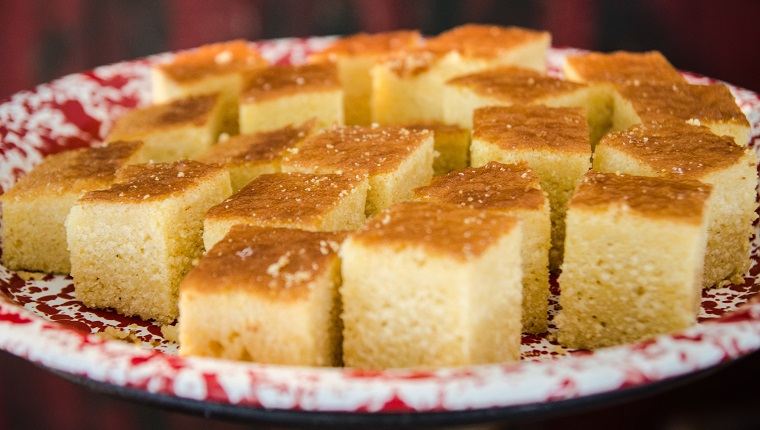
[0,39,759,413]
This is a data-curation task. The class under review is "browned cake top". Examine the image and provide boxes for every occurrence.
[240,63,341,103]
[182,225,346,299]
[81,159,224,203]
[427,24,549,59]
[199,121,313,166]
[447,66,587,102]
[282,125,432,175]
[156,39,268,83]
[205,172,365,224]
[565,50,686,84]
[350,201,519,261]
[107,94,219,139]
[414,162,545,211]
[597,119,748,179]
[381,48,447,78]
[616,82,749,126]
[382,24,548,78]
[2,140,143,199]
[473,105,590,154]
[310,30,422,58]
[570,171,712,225]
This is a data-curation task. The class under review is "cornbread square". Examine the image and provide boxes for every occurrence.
[471,105,591,270]
[179,226,345,366]
[281,125,434,216]
[66,160,232,323]
[106,93,226,162]
[198,121,314,192]
[1,141,144,274]
[404,122,470,175]
[309,30,422,125]
[557,171,713,349]
[563,50,686,85]
[371,24,551,124]
[413,162,551,333]
[340,201,523,368]
[151,39,269,134]
[593,119,758,287]
[203,172,369,250]
[443,66,610,143]
[611,82,750,146]
[239,62,343,134]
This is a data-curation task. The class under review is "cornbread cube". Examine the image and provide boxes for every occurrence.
[563,50,686,85]
[66,160,232,323]
[203,172,369,250]
[281,125,434,216]
[198,121,314,192]
[106,93,226,162]
[557,172,713,349]
[611,82,750,146]
[443,66,610,143]
[309,30,422,125]
[0,141,144,274]
[471,105,591,270]
[151,39,269,134]
[593,119,758,287]
[179,226,345,366]
[404,122,470,175]
[413,162,551,333]
[371,24,550,124]
[340,201,523,368]
[239,62,343,134]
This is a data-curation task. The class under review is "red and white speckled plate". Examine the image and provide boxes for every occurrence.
[1,38,760,426]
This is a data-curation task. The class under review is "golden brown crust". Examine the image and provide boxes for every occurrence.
[413,162,545,211]
[570,171,712,225]
[310,30,422,59]
[616,82,749,126]
[282,125,432,175]
[380,48,446,78]
[108,94,220,140]
[241,63,341,103]
[205,172,365,223]
[565,50,686,84]
[447,66,586,102]
[2,141,144,198]
[156,39,268,83]
[82,160,224,202]
[598,118,747,179]
[473,105,590,153]
[427,24,549,59]
[199,121,313,167]
[350,201,519,260]
[381,24,548,78]
[182,225,346,299]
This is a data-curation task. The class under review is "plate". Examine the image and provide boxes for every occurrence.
[1,37,760,427]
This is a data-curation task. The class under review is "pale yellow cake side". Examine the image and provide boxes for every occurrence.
[340,221,523,368]
[557,179,711,350]
[66,166,232,324]
[179,255,342,366]
[593,144,758,287]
